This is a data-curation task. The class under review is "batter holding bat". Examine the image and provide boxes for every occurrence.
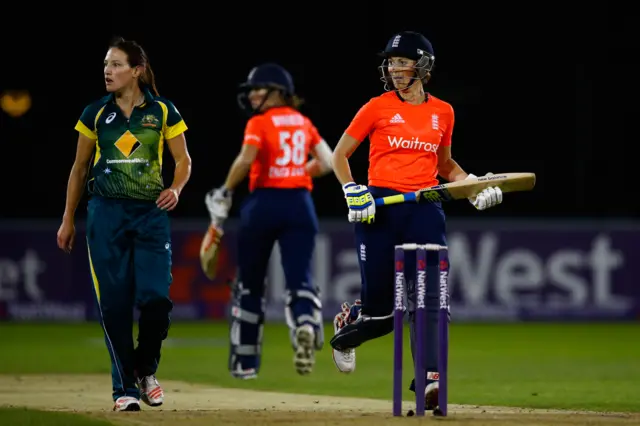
[205,63,334,379]
[329,31,502,409]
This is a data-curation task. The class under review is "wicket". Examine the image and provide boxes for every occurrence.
[393,243,449,417]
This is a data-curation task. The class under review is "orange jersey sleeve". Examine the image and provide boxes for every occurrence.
[345,98,378,145]
[245,106,319,192]
[347,92,455,192]
[242,115,265,148]
[306,119,323,148]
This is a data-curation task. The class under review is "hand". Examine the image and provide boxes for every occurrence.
[343,182,376,224]
[466,173,503,210]
[205,186,232,223]
[156,188,179,211]
[57,219,76,254]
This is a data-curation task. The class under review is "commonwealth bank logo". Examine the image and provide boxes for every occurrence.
[114,131,142,158]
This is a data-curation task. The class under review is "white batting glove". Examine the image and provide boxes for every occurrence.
[466,173,503,211]
[343,182,376,224]
[205,186,233,223]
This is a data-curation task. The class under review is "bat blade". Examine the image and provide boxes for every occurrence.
[375,173,536,206]
[418,172,536,202]
[199,222,224,280]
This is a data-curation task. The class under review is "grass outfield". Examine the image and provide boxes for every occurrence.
[0,321,638,416]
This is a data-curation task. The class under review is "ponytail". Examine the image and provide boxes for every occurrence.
[141,63,159,96]
[286,94,305,110]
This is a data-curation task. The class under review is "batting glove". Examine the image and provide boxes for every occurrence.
[205,186,233,223]
[343,182,376,224]
[466,173,503,210]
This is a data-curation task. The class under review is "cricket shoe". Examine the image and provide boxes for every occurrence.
[425,373,439,411]
[331,300,360,373]
[113,396,141,412]
[229,357,259,380]
[294,324,316,375]
[137,375,164,407]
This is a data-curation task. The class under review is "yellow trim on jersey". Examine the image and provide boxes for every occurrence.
[165,120,187,140]
[75,120,97,140]
[157,101,188,167]
[158,102,168,167]
[93,106,106,165]
[157,101,187,140]
[94,105,106,129]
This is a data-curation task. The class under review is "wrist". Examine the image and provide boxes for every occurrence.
[342,182,357,195]
[221,183,233,195]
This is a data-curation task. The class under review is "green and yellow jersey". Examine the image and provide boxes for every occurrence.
[74,88,187,201]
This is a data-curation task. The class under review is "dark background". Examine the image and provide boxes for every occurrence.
[1,6,636,221]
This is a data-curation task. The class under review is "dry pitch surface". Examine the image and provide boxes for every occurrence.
[0,374,637,425]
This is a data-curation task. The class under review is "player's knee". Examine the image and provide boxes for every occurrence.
[138,297,173,341]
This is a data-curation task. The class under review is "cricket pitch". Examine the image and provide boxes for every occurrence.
[0,374,637,425]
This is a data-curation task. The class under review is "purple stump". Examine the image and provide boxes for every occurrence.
[393,246,405,417]
[437,248,450,416]
[415,247,427,416]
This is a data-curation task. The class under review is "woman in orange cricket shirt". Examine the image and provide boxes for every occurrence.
[329,31,503,410]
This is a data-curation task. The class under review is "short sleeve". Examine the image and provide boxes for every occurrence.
[344,99,377,143]
[441,105,454,147]
[160,99,188,140]
[74,103,100,140]
[243,116,264,148]
[307,119,322,147]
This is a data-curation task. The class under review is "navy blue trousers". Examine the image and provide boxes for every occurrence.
[354,186,447,388]
[229,188,322,375]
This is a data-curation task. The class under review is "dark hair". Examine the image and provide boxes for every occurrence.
[285,93,304,110]
[109,36,159,96]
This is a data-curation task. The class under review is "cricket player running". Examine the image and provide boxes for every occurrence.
[56,37,192,411]
[329,31,503,410]
[205,63,334,378]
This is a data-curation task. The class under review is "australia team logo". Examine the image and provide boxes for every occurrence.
[141,114,160,128]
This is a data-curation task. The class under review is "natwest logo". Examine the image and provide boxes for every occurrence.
[388,136,438,153]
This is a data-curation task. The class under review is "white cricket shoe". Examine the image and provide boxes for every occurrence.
[294,324,316,375]
[331,308,356,373]
[137,375,164,407]
[113,396,140,412]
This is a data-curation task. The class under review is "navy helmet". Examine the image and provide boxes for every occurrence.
[237,63,295,114]
[378,31,435,91]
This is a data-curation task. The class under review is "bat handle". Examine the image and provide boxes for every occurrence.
[374,192,415,206]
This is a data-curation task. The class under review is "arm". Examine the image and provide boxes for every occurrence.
[62,134,96,222]
[306,139,334,178]
[166,133,192,196]
[437,145,468,182]
[332,133,361,185]
[223,144,259,191]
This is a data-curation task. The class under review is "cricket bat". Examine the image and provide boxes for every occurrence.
[199,220,224,280]
[374,172,536,206]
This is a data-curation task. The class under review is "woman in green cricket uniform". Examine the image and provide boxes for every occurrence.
[56,37,192,412]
